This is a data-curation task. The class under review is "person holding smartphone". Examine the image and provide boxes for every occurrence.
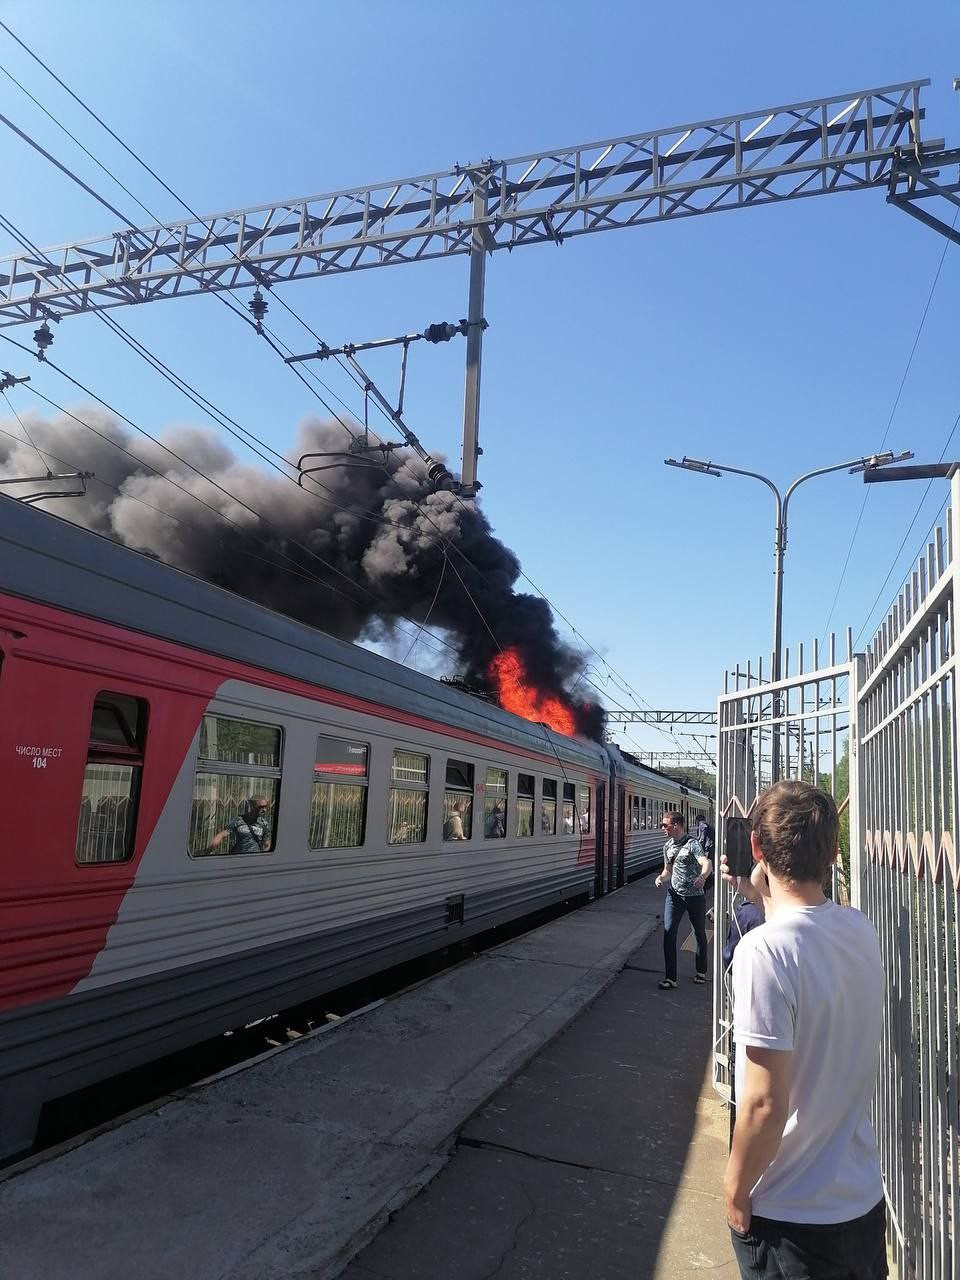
[723,781,886,1279]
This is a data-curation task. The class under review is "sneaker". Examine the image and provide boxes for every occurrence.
[693,974,708,985]
[658,979,678,990]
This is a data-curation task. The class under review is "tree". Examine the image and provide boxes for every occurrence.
[818,738,850,888]
[660,766,716,800]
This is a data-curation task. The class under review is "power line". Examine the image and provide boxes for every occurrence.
[0,27,675,729]
[0,169,501,662]
[0,54,556,672]
[0,63,544,680]
[0,386,48,473]
[820,207,958,642]
[0,59,165,225]
[0,213,429,549]
[853,405,960,648]
[0,99,499,628]
[0,36,377,439]
[0,328,466,643]
[0,385,459,662]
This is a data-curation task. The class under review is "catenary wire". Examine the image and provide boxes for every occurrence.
[0,193,506,665]
[819,205,959,644]
[0,383,459,660]
[0,40,687,746]
[0,207,487,635]
[400,551,448,666]
[853,405,960,648]
[0,327,467,650]
[0,181,499,641]
[0,62,561,694]
[0,386,49,473]
[0,56,626,699]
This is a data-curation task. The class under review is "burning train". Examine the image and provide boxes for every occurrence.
[0,428,710,1160]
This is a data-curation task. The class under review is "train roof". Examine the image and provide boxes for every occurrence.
[605,743,712,804]
[0,496,607,770]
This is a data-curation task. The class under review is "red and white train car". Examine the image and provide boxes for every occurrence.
[0,496,709,1158]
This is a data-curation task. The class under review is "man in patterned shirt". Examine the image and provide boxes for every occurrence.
[654,811,712,989]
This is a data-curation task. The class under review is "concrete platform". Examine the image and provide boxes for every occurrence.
[343,876,736,1279]
[0,880,688,1280]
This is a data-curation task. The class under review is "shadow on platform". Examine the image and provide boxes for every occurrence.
[343,877,737,1279]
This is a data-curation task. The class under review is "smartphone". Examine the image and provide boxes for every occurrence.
[724,815,754,878]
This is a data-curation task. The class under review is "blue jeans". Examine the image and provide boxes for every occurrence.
[662,887,708,982]
[730,1199,887,1278]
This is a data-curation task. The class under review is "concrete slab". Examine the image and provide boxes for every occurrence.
[0,883,663,1280]
[462,975,727,1196]
[343,1144,739,1280]
[344,904,738,1280]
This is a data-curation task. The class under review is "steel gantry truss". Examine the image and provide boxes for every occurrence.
[605,710,717,725]
[888,145,960,244]
[0,78,951,492]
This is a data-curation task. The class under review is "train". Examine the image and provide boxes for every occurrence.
[0,494,711,1159]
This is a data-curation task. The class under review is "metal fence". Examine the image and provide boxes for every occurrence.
[713,637,857,1103]
[715,473,960,1278]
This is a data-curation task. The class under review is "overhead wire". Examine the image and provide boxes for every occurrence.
[819,203,959,644]
[0,28,687,742]
[0,32,532,672]
[852,404,960,649]
[0,20,406,438]
[0,211,451,560]
[0,25,526,665]
[0,329,459,657]
[0,84,502,636]
[0,67,485,660]
[400,551,447,666]
[0,108,509,658]
[0,413,415,607]
[0,385,49,473]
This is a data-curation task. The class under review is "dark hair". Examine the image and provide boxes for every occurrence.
[242,796,268,823]
[751,781,838,885]
[664,811,685,828]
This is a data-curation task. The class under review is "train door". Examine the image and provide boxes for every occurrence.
[594,783,606,898]
[615,785,626,890]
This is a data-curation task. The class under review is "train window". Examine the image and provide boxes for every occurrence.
[541,779,557,835]
[388,749,430,844]
[562,782,576,835]
[309,737,368,850]
[188,716,282,857]
[443,759,474,841]
[640,797,647,829]
[631,796,640,830]
[516,773,535,837]
[483,766,507,839]
[75,691,147,865]
[578,783,591,833]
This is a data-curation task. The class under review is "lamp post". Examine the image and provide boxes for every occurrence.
[665,449,912,780]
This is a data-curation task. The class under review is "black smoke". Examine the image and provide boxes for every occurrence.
[0,407,605,739]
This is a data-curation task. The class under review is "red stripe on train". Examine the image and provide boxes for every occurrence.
[1,592,601,1013]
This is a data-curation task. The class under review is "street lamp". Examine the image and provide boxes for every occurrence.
[664,449,912,779]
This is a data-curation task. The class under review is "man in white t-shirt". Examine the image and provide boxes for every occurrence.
[724,780,887,1279]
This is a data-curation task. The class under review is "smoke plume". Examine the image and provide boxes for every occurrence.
[0,407,605,739]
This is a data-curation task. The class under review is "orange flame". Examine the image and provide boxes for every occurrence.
[489,648,577,736]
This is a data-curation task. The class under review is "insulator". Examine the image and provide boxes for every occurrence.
[423,321,458,344]
[34,321,53,361]
[427,460,456,491]
[248,288,268,330]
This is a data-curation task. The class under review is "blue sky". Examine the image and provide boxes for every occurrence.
[1,1,959,763]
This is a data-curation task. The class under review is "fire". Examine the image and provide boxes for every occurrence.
[489,648,577,736]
